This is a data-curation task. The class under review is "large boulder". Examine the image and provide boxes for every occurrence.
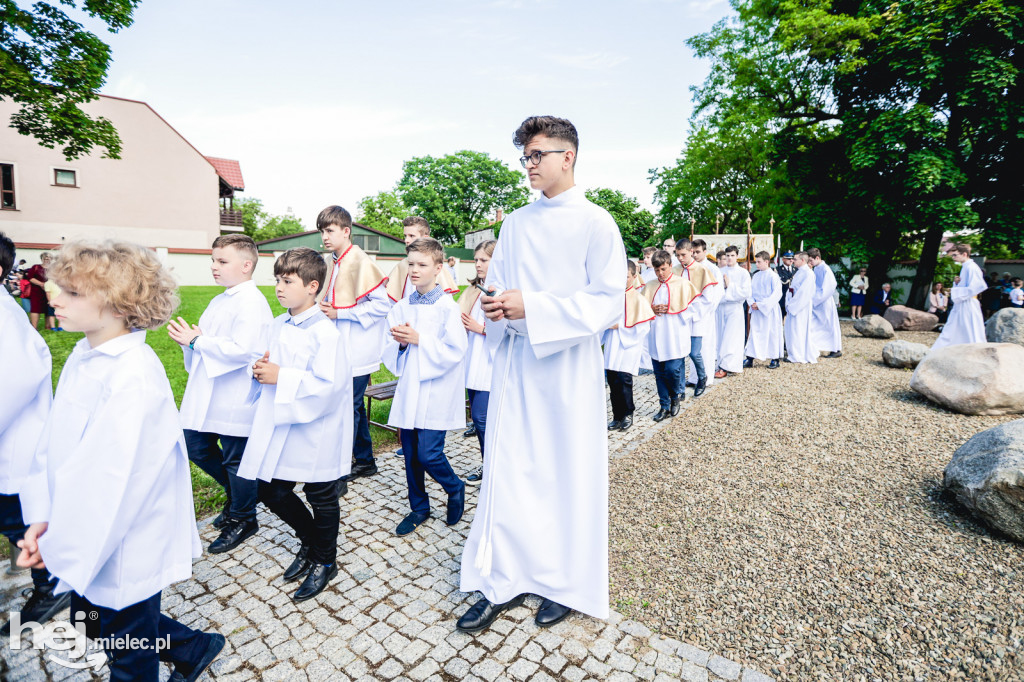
[986,308,1024,346]
[884,305,939,331]
[910,343,1024,415]
[944,420,1024,543]
[854,315,895,338]
[882,340,929,368]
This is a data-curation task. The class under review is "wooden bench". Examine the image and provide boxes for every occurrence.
[364,380,399,433]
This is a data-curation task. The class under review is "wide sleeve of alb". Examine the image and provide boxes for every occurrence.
[416,302,468,381]
[273,325,344,426]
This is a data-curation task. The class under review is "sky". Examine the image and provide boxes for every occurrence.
[83,0,733,225]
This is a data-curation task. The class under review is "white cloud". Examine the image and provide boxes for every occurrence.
[551,51,629,71]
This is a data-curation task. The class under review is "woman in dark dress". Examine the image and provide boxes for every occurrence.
[25,253,51,330]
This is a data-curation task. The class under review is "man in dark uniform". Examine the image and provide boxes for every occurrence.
[776,251,797,318]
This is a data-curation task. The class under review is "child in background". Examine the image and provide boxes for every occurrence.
[42,277,62,331]
[1010,279,1024,308]
[238,247,353,602]
[604,260,654,431]
[458,239,497,484]
[383,237,468,537]
[17,241,223,682]
[642,250,697,421]
[168,234,273,555]
[0,233,65,637]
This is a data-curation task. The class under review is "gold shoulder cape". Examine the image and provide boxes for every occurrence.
[624,286,655,328]
[673,261,716,296]
[326,245,387,309]
[458,286,482,316]
[386,258,460,301]
[641,275,698,315]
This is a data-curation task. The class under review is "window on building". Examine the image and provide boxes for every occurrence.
[352,234,381,253]
[0,164,14,209]
[54,169,77,187]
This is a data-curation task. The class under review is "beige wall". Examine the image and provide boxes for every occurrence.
[0,96,220,249]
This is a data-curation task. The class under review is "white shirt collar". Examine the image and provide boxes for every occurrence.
[79,329,147,357]
[225,279,257,296]
[288,304,319,325]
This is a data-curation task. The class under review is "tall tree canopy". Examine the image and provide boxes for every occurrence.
[235,197,304,242]
[396,150,529,245]
[1,0,139,159]
[656,0,1023,307]
[585,188,656,258]
[356,190,406,240]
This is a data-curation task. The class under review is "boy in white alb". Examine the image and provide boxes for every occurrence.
[807,248,843,358]
[386,216,459,303]
[168,234,273,555]
[643,251,698,421]
[744,251,784,369]
[458,239,498,484]
[688,240,724,388]
[673,239,714,396]
[316,205,389,483]
[715,245,752,376]
[605,260,655,431]
[239,248,353,602]
[383,238,468,537]
[784,252,818,363]
[0,233,66,636]
[932,243,987,349]
[18,241,223,682]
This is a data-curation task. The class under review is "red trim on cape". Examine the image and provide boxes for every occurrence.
[623,286,655,328]
[327,245,388,309]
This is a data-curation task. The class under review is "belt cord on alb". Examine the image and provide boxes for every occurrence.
[473,325,522,577]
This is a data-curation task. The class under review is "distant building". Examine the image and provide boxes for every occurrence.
[465,227,495,250]
[0,95,244,250]
[256,223,406,257]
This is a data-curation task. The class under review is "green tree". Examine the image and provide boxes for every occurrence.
[236,197,304,242]
[667,0,1023,309]
[396,150,529,245]
[1,0,139,159]
[585,188,656,258]
[356,190,406,239]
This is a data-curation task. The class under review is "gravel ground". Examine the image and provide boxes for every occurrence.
[609,323,1024,681]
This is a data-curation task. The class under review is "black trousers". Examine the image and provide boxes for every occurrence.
[606,370,634,420]
[71,592,208,682]
[258,479,340,564]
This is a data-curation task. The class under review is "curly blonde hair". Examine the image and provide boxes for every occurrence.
[49,241,179,330]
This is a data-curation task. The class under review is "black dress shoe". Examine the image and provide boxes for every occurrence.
[169,632,226,682]
[693,378,707,397]
[348,461,378,480]
[619,415,633,431]
[293,562,337,602]
[0,584,71,635]
[208,518,259,554]
[768,359,780,369]
[652,408,670,422]
[447,484,466,526]
[535,599,573,628]
[211,497,232,530]
[455,594,526,633]
[466,466,483,485]
[670,398,680,417]
[463,425,477,438]
[283,545,311,582]
[608,419,623,430]
[783,357,794,363]
[825,350,843,358]
[742,357,754,369]
[395,511,430,536]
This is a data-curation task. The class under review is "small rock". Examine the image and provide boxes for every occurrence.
[910,343,1024,415]
[882,340,929,369]
[853,315,895,338]
[884,305,939,331]
[944,419,1024,543]
[986,308,1024,346]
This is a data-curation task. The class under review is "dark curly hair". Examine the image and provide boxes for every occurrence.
[513,116,579,154]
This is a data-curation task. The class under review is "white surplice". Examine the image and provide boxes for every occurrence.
[0,290,52,495]
[603,316,652,374]
[465,294,495,392]
[179,279,273,437]
[933,259,987,350]
[325,257,391,377]
[684,259,723,384]
[460,186,625,619]
[238,307,353,483]
[810,263,842,353]
[20,332,201,610]
[785,265,818,363]
[382,295,468,431]
[745,269,784,360]
[647,279,691,362]
[716,265,752,373]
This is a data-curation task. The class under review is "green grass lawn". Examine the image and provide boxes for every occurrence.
[33,285,400,521]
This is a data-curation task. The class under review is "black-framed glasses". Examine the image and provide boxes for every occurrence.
[519,150,567,168]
